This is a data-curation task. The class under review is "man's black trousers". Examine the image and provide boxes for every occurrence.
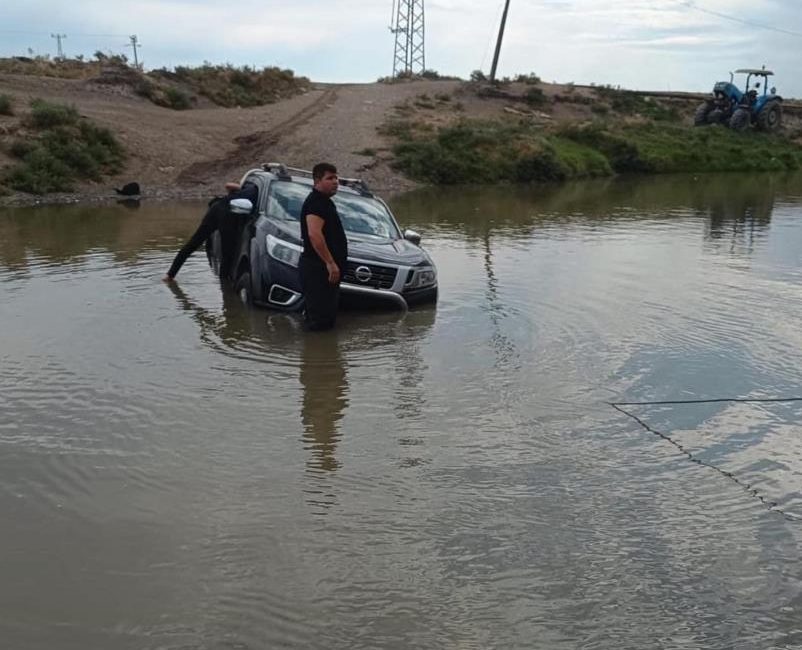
[300,258,340,331]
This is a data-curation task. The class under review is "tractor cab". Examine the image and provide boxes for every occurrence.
[732,68,777,111]
[695,66,783,132]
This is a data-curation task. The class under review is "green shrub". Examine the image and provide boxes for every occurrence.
[6,146,75,193]
[5,100,125,194]
[524,87,547,107]
[384,109,802,186]
[9,139,34,158]
[0,94,13,116]
[164,87,192,110]
[27,99,79,128]
[389,120,611,185]
[558,123,650,172]
[514,72,541,85]
[166,63,308,107]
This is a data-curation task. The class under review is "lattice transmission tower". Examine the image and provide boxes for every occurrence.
[390,0,425,77]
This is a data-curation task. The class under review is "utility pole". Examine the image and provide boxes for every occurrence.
[390,0,425,77]
[489,0,510,82]
[51,33,67,60]
[127,35,141,69]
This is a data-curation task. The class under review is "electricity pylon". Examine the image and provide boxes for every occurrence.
[390,0,425,77]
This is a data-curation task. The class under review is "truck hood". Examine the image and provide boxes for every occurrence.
[347,237,433,267]
[270,222,433,267]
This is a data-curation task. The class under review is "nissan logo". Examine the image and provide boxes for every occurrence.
[354,265,372,283]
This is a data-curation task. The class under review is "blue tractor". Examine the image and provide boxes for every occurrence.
[694,68,783,132]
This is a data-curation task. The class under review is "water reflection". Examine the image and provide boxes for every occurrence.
[390,172,794,252]
[0,200,208,274]
[165,277,438,512]
[116,198,141,210]
[166,280,274,351]
[300,332,348,474]
[703,177,775,255]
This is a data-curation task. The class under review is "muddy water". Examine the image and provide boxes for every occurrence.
[2,174,802,649]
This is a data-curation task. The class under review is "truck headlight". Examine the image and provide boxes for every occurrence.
[418,268,436,286]
[266,234,302,268]
[406,266,436,288]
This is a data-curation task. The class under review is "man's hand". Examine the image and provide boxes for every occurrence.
[326,261,340,285]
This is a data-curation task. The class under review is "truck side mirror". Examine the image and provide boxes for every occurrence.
[403,229,421,245]
[229,198,254,215]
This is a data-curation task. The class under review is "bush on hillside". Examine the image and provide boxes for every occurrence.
[27,99,80,128]
[5,99,125,194]
[0,94,13,116]
[391,119,611,184]
[162,63,309,107]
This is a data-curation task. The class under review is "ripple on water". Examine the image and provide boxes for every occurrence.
[4,184,802,648]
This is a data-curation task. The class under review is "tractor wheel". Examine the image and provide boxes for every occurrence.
[694,102,712,126]
[707,109,725,125]
[757,102,782,131]
[729,108,751,132]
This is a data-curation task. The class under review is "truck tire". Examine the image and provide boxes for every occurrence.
[694,102,712,126]
[729,108,751,132]
[757,102,782,131]
[235,271,253,306]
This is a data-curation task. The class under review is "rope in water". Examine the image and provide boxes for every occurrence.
[608,397,802,522]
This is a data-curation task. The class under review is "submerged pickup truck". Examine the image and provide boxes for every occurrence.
[207,163,438,310]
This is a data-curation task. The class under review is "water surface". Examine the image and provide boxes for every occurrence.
[2,174,802,649]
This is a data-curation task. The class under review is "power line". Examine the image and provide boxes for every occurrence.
[679,1,802,39]
[0,29,129,38]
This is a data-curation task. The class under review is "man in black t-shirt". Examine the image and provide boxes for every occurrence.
[300,162,348,331]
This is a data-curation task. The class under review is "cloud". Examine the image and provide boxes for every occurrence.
[0,0,800,94]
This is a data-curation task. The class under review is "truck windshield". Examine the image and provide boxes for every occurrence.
[267,181,400,240]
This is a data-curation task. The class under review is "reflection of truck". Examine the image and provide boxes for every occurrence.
[694,68,782,132]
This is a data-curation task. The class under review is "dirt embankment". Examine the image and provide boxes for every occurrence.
[2,72,802,207]
[0,74,466,206]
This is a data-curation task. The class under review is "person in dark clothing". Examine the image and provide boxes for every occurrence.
[300,163,348,331]
[162,183,257,282]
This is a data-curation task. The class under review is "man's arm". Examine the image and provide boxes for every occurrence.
[306,214,340,284]
[162,202,221,281]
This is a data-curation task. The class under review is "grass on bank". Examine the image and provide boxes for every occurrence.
[151,64,309,108]
[4,99,125,194]
[386,118,802,184]
[0,56,310,110]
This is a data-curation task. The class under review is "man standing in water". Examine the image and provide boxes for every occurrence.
[300,163,348,331]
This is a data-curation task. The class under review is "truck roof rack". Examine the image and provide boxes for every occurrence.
[261,162,373,197]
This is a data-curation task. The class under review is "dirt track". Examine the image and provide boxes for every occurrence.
[0,75,464,205]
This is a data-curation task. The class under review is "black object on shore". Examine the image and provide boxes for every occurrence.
[115,182,141,196]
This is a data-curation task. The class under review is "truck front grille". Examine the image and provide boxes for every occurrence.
[344,261,397,289]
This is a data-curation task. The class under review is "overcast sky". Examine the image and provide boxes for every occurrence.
[2,1,801,96]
